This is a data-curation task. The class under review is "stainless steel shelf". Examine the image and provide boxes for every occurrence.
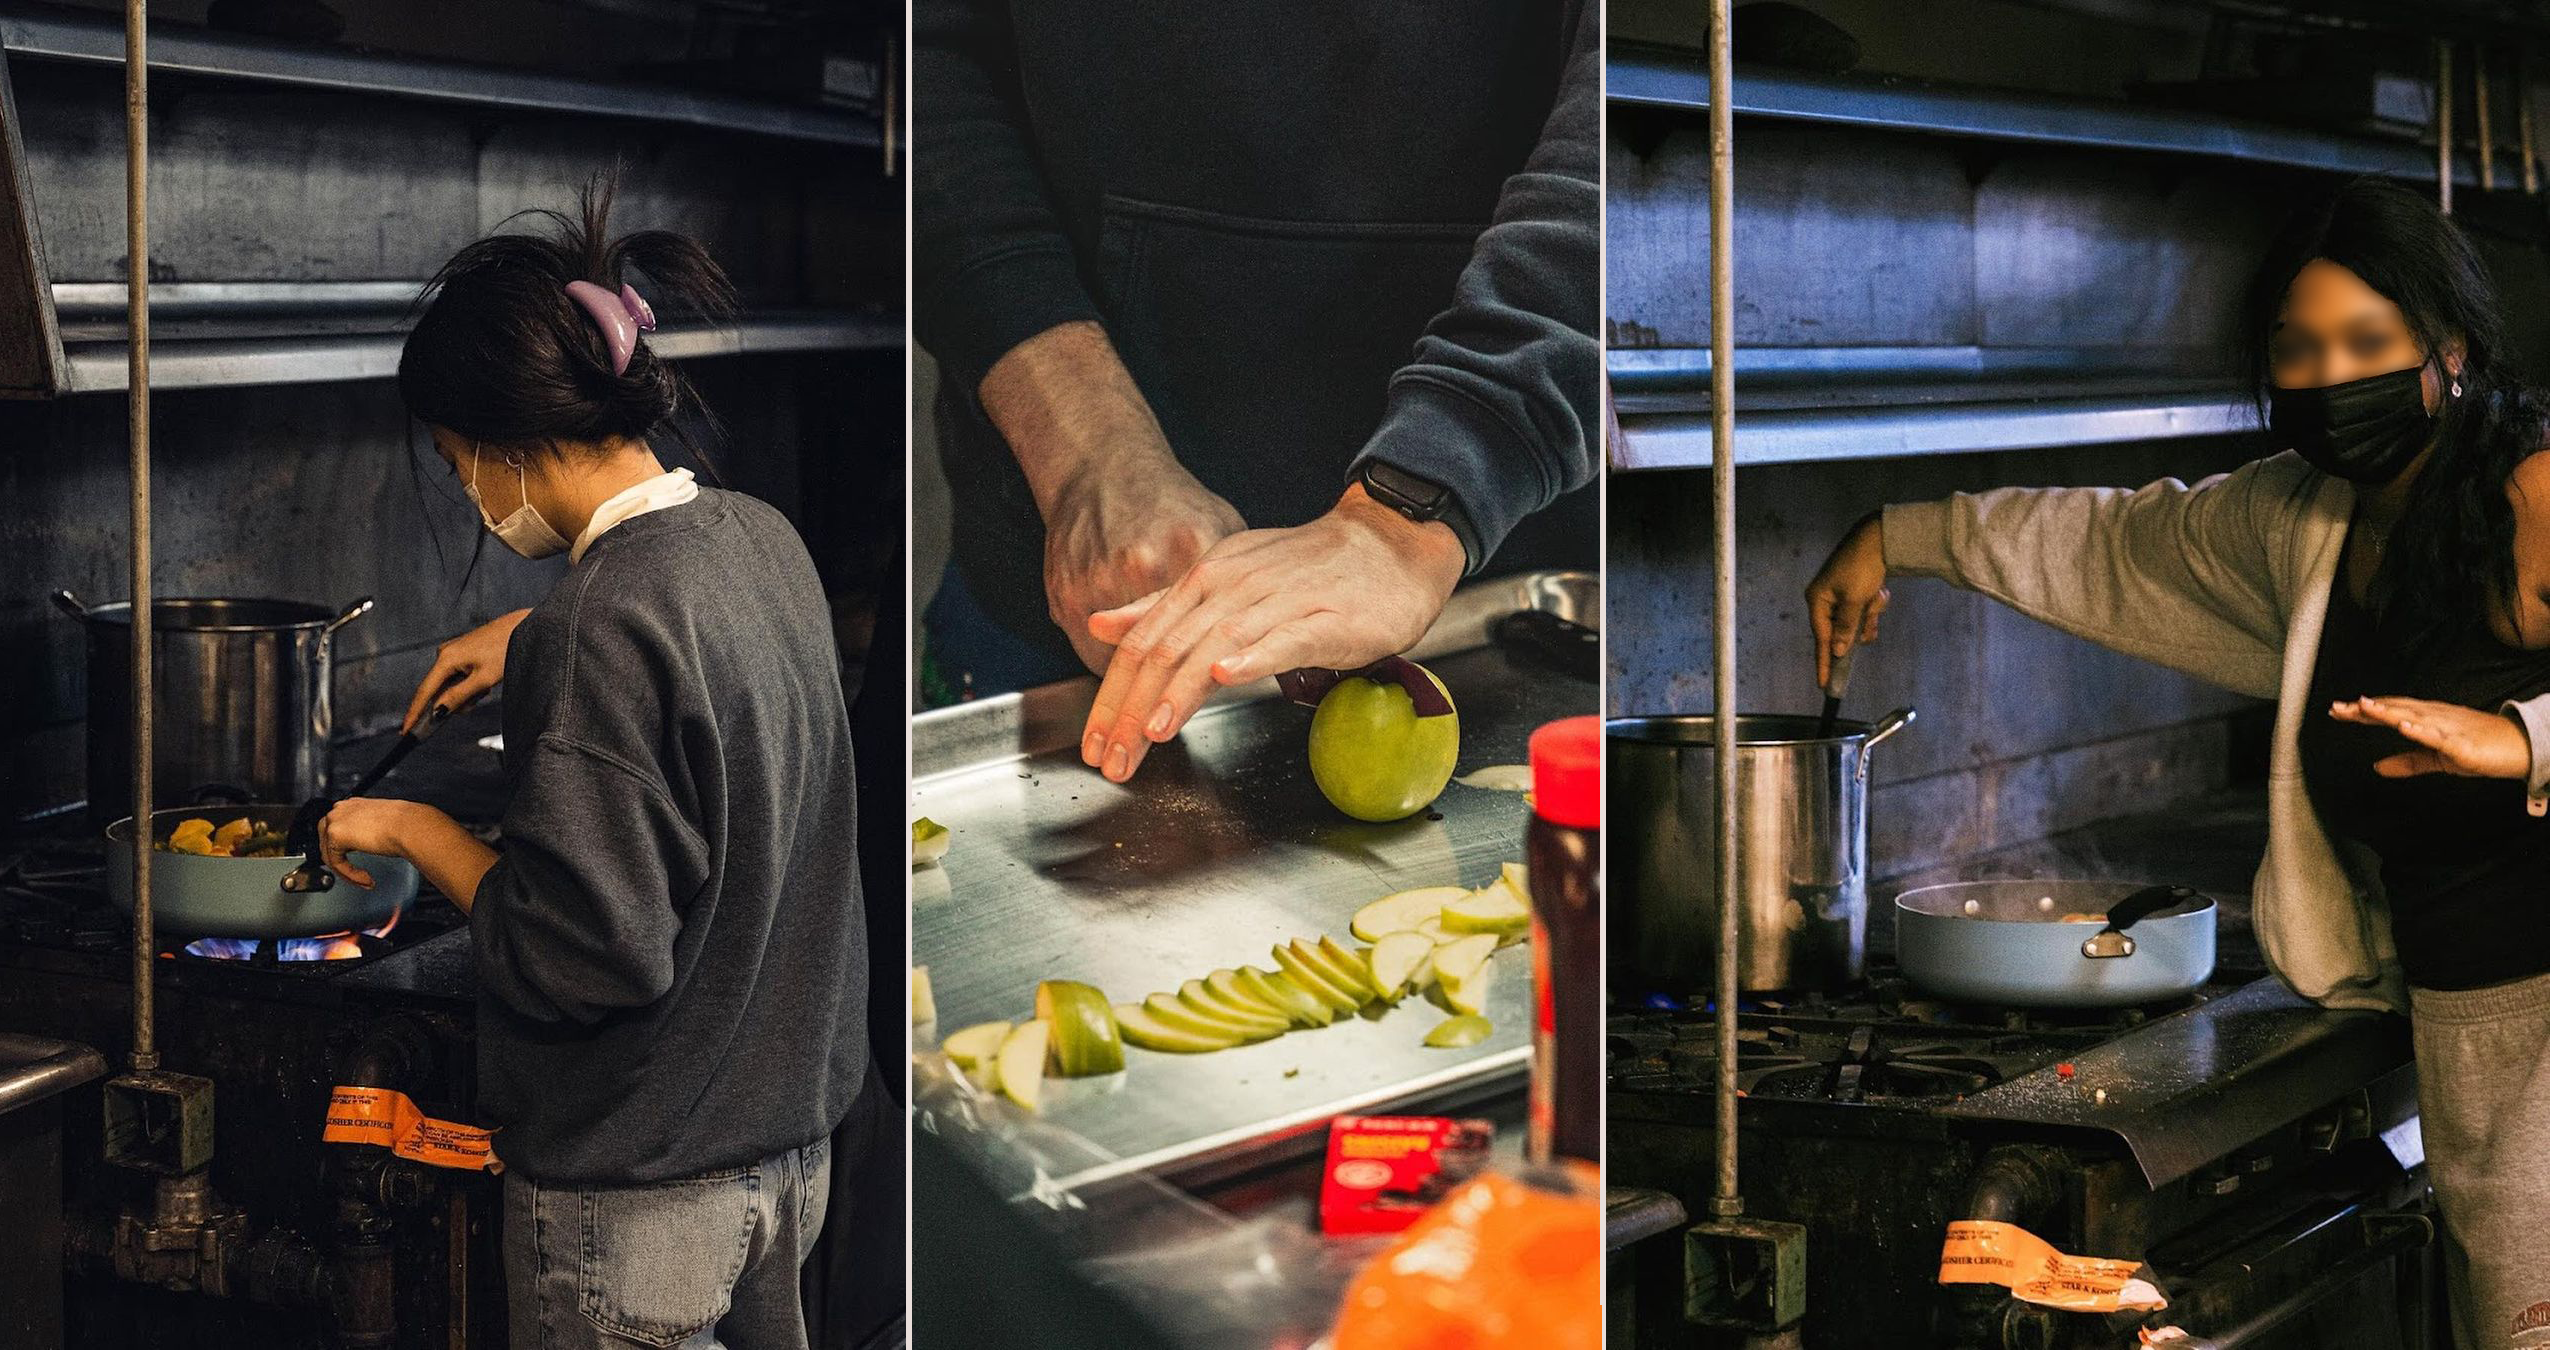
[1608,42,2466,185]
[60,309,901,393]
[0,4,879,149]
[1613,385,2258,470]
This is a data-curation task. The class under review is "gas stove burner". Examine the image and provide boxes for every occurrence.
[1649,1019,2057,1104]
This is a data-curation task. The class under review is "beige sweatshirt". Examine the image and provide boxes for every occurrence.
[1878,448,2550,1015]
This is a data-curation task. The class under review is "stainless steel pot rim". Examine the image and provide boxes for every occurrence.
[66,597,339,631]
[1606,712,1891,746]
[1893,880,2216,922]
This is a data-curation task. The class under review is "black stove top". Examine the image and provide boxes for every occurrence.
[1612,959,2263,1109]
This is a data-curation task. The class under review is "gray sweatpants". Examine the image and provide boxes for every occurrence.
[2411,970,2550,1350]
[501,1137,832,1350]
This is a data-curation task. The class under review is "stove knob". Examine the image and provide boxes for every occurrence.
[2194,1163,2241,1197]
[2232,1145,2275,1176]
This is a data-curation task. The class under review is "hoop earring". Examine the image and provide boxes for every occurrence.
[2451,380,2463,398]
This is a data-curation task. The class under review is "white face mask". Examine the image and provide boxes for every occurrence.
[464,448,569,560]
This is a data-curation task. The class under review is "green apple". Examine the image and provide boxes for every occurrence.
[1035,980,1125,1077]
[996,1021,1050,1111]
[1351,885,1469,942]
[1115,1002,1243,1053]
[1366,931,1433,1000]
[942,1020,1011,1069]
[1274,941,1364,1014]
[1307,664,1460,822]
[1239,965,1334,1027]
[1424,1013,1493,1048]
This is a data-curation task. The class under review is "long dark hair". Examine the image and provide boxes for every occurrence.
[399,177,736,463]
[2241,176,2550,652]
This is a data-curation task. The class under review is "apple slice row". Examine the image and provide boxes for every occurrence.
[1349,863,1535,949]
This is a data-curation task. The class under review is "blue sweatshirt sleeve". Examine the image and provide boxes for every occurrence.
[1346,0,1601,570]
[468,734,712,1025]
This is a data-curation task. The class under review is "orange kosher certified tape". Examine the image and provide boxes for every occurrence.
[1938,1219,2166,1314]
[323,1085,502,1173]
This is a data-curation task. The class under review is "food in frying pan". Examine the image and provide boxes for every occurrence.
[2060,912,2108,924]
[158,815,288,858]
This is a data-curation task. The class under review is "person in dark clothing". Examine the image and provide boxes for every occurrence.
[316,186,869,1350]
[915,0,1601,781]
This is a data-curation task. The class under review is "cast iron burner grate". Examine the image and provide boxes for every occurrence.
[1610,957,2264,1107]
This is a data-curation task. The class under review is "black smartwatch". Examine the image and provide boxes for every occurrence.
[1354,460,1480,570]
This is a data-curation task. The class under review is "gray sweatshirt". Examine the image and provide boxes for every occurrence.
[468,488,868,1183]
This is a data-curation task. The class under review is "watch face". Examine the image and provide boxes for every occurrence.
[1366,463,1446,517]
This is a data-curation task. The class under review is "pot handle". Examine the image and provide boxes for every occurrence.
[322,596,375,639]
[50,589,89,620]
[1863,706,1917,750]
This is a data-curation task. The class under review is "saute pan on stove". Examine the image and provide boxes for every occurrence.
[105,804,416,939]
[1894,880,2217,1008]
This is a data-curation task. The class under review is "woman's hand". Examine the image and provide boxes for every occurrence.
[318,797,499,910]
[1076,484,1467,783]
[316,797,429,889]
[404,609,531,732]
[2329,696,2533,780]
[1802,510,1891,687]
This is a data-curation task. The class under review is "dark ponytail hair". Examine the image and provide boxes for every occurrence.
[2240,176,2550,653]
[399,177,736,463]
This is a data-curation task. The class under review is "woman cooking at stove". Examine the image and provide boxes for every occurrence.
[310,185,869,1350]
[1808,177,2550,1348]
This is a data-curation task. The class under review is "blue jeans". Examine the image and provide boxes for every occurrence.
[501,1138,831,1350]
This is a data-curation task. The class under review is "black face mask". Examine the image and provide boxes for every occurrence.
[2267,364,2439,485]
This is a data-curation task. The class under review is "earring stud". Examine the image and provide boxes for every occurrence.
[2452,380,2463,398]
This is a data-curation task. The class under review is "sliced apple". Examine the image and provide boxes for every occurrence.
[1239,965,1334,1028]
[996,1020,1050,1112]
[1350,885,1469,942]
[1146,992,1281,1043]
[1313,936,1380,1001]
[1366,931,1433,1001]
[1498,861,1532,904]
[910,966,937,1025]
[1441,951,1498,1016]
[1035,980,1125,1077]
[1274,941,1364,1014]
[1115,1002,1244,1053]
[1424,1014,1493,1048]
[942,1020,1011,1069]
[1442,881,1530,938]
[1432,934,1497,988]
[1180,979,1290,1037]
[1414,916,1452,943]
[1207,968,1289,1021]
[912,817,951,868]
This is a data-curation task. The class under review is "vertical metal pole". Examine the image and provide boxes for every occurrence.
[2478,44,2496,192]
[2439,38,2456,216]
[2520,49,2539,196]
[1707,0,1742,1222]
[125,0,154,1072]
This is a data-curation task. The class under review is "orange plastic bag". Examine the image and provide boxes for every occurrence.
[1938,1219,2166,1313]
[322,1086,503,1172]
[1331,1162,1600,1350]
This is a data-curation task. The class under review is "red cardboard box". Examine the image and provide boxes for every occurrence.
[1318,1114,1496,1235]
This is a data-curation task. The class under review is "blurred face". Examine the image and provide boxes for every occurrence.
[2269,259,2455,410]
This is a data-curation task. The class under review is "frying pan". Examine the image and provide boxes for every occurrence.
[1893,880,2217,1008]
[104,804,416,939]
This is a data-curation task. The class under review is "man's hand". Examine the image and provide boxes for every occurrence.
[980,321,1244,673]
[403,609,530,733]
[1075,483,1467,782]
[2328,696,2533,780]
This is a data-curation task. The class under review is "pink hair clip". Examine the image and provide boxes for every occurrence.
[564,280,659,375]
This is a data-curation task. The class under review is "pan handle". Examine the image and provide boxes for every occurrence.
[321,595,375,640]
[51,589,90,620]
[2080,884,2204,959]
[1863,706,1916,750]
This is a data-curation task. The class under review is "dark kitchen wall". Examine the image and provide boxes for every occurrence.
[1605,0,2550,880]
[0,16,899,821]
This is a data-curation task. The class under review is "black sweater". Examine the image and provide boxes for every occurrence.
[469,489,868,1183]
[915,0,1600,657]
